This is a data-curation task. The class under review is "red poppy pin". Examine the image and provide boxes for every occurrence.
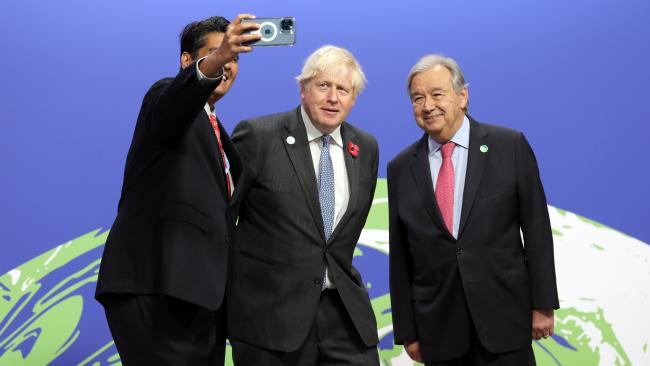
[347,141,359,158]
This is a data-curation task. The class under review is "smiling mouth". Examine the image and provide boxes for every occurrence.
[425,112,443,119]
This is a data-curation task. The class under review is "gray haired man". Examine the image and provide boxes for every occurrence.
[388,54,559,365]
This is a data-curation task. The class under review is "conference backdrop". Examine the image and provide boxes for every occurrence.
[2,0,649,365]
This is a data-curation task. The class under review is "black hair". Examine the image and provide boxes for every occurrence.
[180,16,230,59]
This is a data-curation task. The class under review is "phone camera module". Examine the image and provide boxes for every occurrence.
[280,19,294,32]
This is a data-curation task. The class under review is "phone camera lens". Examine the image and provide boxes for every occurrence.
[280,19,294,31]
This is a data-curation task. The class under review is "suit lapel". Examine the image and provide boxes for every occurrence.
[410,134,451,238]
[219,122,241,183]
[327,123,358,244]
[458,118,489,238]
[217,118,244,203]
[197,112,229,199]
[282,108,326,242]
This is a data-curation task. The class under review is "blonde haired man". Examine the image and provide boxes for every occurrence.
[228,45,380,365]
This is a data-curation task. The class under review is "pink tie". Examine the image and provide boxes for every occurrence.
[209,113,232,199]
[436,142,456,235]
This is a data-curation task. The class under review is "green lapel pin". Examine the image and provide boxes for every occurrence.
[480,144,489,153]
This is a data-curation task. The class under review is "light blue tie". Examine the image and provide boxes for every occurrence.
[318,135,335,240]
[318,135,335,289]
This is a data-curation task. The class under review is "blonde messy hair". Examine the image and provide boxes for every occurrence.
[295,45,367,97]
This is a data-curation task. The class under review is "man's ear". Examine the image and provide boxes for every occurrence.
[180,52,194,69]
[299,82,307,101]
[459,87,469,110]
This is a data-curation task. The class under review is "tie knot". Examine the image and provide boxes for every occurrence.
[440,141,456,158]
[322,134,332,147]
[209,113,217,123]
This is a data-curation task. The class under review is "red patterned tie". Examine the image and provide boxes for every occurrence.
[436,142,456,235]
[209,113,232,199]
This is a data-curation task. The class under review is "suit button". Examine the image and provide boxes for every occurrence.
[314,278,323,285]
[456,247,464,255]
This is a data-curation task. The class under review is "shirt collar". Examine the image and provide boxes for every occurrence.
[204,103,215,117]
[428,115,470,154]
[301,106,343,147]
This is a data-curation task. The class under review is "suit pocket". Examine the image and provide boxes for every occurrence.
[410,284,440,301]
[160,201,210,233]
[503,262,529,288]
[237,247,279,266]
[479,180,510,200]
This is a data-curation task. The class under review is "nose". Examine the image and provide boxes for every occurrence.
[423,95,436,111]
[326,87,339,103]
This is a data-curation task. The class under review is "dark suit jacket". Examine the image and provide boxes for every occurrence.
[388,116,559,362]
[95,62,241,310]
[228,107,379,352]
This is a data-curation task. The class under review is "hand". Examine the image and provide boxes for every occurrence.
[199,14,261,77]
[213,14,261,62]
[404,340,423,362]
[532,309,554,340]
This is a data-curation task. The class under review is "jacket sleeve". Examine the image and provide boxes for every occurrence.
[230,119,261,214]
[388,160,418,344]
[146,61,221,142]
[515,132,560,310]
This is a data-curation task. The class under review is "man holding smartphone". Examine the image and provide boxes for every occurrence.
[95,14,260,365]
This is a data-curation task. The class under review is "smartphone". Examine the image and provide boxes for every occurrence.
[242,17,296,46]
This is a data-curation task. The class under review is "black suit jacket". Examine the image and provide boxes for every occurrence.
[388,117,559,362]
[228,107,379,352]
[95,62,241,310]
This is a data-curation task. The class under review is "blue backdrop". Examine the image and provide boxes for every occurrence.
[2,0,649,365]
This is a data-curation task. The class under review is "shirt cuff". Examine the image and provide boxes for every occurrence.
[196,56,224,82]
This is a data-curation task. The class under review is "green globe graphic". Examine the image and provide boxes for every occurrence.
[1,178,648,365]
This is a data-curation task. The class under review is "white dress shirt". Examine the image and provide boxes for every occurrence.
[301,106,349,288]
[428,116,470,238]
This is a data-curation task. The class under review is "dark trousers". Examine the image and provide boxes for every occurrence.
[101,294,226,366]
[426,317,536,366]
[231,289,379,366]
